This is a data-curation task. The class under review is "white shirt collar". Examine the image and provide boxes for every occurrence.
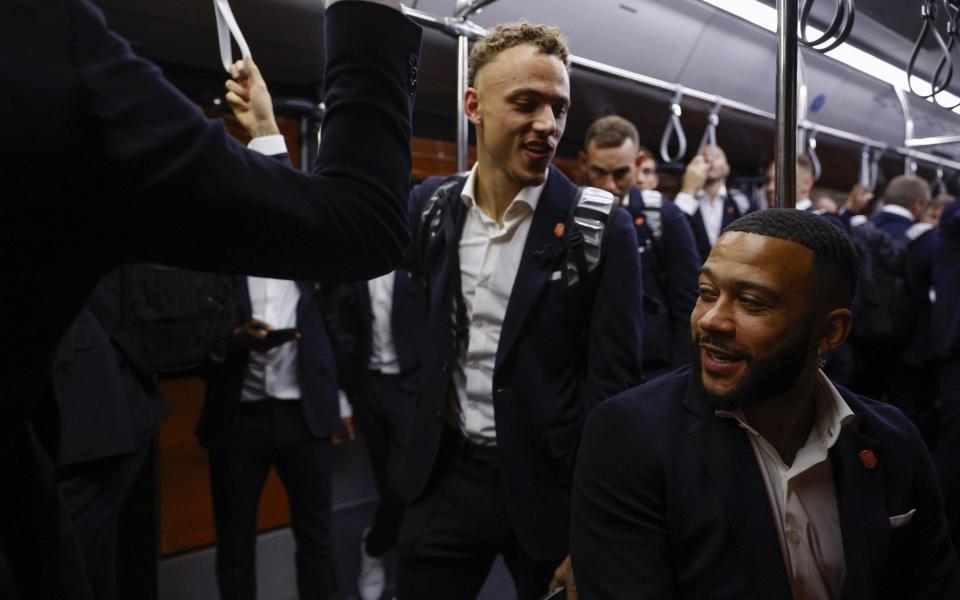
[717,370,855,459]
[796,198,812,211]
[698,183,728,203]
[881,204,916,222]
[460,163,547,218]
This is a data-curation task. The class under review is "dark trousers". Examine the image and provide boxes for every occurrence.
[0,422,91,600]
[932,356,960,553]
[352,370,416,557]
[206,400,335,600]
[397,428,560,600]
[58,441,151,600]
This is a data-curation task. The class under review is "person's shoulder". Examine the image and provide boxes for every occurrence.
[840,387,925,448]
[409,174,464,211]
[592,367,691,427]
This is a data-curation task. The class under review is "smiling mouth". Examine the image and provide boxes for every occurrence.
[700,344,748,375]
[521,140,554,158]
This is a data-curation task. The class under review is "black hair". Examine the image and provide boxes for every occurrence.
[722,208,859,308]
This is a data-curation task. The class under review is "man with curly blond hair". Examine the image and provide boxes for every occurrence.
[398,22,644,599]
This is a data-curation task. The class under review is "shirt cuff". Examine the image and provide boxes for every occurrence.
[674,192,699,217]
[338,390,352,418]
[247,134,287,156]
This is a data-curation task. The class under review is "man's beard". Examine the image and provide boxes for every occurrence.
[690,328,812,412]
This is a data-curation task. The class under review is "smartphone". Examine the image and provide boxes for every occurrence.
[259,327,299,350]
[540,586,566,600]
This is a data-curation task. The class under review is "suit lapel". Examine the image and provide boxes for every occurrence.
[685,390,794,600]
[495,167,572,372]
[830,395,887,598]
[237,276,252,322]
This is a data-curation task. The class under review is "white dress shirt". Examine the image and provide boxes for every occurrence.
[367,271,400,374]
[796,198,812,211]
[241,277,302,401]
[675,185,729,247]
[717,371,855,600]
[453,164,546,445]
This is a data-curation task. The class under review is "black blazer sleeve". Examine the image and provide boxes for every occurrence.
[67,0,421,281]
[660,202,701,367]
[571,396,675,597]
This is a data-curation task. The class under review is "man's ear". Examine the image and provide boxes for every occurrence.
[465,87,481,126]
[818,308,854,354]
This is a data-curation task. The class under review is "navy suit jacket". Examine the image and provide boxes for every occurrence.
[676,189,757,262]
[404,166,644,560]
[321,270,426,394]
[1,2,419,597]
[872,210,940,363]
[52,272,169,466]
[624,188,700,370]
[198,278,342,447]
[572,367,960,599]
[932,202,960,357]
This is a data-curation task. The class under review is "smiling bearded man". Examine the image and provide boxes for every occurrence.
[571,208,960,599]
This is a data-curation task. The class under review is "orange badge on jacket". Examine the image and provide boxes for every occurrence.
[727,206,735,215]
[635,216,645,227]
[859,449,878,470]
[554,222,566,238]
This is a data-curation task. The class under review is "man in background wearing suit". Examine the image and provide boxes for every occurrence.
[53,271,169,600]
[572,209,960,598]
[199,276,347,600]
[674,144,758,262]
[580,115,701,376]
[324,270,425,600]
[399,22,644,600]
[0,0,421,597]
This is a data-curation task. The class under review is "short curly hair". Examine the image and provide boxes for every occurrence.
[468,22,570,87]
[723,208,859,308]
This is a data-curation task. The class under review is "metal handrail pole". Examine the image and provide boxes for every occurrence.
[775,0,800,209]
[457,34,470,173]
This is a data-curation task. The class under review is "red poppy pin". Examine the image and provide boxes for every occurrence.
[859,449,878,470]
[635,216,646,227]
[727,206,735,215]
[554,222,566,238]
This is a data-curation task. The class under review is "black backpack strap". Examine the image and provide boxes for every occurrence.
[416,175,470,360]
[562,187,618,347]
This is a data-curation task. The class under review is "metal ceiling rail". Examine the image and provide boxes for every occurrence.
[400,3,960,175]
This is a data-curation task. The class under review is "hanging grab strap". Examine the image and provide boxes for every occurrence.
[660,89,688,164]
[806,128,822,183]
[800,0,856,54]
[697,100,722,161]
[934,168,948,196]
[908,0,953,99]
[858,144,881,191]
[214,0,252,77]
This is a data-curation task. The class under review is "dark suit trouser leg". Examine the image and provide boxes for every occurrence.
[396,429,558,600]
[58,441,151,600]
[207,406,274,600]
[0,423,91,600]
[272,415,335,600]
[932,356,960,553]
[353,370,416,557]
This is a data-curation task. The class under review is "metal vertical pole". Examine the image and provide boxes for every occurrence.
[456,34,470,173]
[774,0,799,209]
[894,86,918,175]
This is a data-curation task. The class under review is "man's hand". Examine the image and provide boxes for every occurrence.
[681,155,709,196]
[548,555,577,600]
[845,183,874,215]
[332,417,357,445]
[230,319,299,352]
[224,58,280,139]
